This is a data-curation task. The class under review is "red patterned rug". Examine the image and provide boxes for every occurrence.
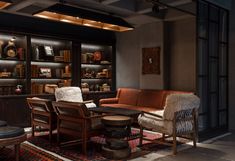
[0,129,181,161]
[0,143,63,161]
[25,129,170,161]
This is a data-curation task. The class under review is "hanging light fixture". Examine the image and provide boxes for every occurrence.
[33,4,134,32]
[0,0,12,9]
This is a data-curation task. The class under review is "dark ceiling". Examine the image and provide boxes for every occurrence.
[2,0,196,27]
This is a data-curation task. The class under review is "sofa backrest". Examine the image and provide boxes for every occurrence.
[117,88,140,106]
[136,90,164,109]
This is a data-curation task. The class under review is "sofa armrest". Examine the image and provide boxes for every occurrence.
[99,98,119,106]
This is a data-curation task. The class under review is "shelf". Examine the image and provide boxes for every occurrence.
[0,77,25,80]
[81,63,111,66]
[31,60,71,64]
[31,77,71,79]
[0,58,25,62]
[81,78,111,80]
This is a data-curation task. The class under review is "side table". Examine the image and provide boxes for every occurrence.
[101,115,132,160]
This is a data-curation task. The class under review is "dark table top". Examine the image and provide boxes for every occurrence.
[89,106,141,116]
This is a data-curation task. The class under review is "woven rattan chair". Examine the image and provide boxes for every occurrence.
[138,93,200,154]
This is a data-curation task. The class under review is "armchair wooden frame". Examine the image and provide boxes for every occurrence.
[52,101,105,155]
[27,98,56,143]
[139,108,197,155]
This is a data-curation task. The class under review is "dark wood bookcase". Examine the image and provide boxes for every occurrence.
[0,11,116,127]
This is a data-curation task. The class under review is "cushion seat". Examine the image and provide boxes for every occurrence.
[0,120,7,127]
[0,126,25,139]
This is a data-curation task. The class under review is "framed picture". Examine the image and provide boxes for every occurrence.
[142,47,160,75]
[39,68,52,78]
[44,45,54,56]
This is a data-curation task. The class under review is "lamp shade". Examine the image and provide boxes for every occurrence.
[34,4,134,32]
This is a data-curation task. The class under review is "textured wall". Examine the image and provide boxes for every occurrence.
[229,0,235,130]
[168,18,196,92]
[116,22,164,89]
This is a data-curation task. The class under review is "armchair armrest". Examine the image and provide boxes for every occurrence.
[83,100,94,103]
[141,111,163,119]
[99,98,119,106]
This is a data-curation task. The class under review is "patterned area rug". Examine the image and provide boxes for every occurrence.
[26,129,163,161]
[0,143,63,161]
[0,129,183,161]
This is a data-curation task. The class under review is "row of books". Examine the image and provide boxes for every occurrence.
[54,50,71,62]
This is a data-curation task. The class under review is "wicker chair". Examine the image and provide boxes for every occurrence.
[52,101,104,155]
[27,97,56,143]
[138,93,200,154]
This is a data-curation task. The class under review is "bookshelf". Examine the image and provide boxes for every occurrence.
[0,33,27,95]
[81,43,113,93]
[30,36,72,94]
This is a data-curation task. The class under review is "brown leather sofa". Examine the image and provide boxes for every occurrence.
[99,88,193,112]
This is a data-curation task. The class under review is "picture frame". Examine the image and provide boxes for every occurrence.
[44,45,54,56]
[142,47,160,75]
[39,68,52,78]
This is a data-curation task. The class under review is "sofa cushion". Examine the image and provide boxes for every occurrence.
[118,88,140,106]
[137,90,164,109]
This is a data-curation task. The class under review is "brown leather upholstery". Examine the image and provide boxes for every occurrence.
[118,88,140,105]
[99,88,193,112]
[27,97,56,143]
[137,90,165,110]
[52,101,104,155]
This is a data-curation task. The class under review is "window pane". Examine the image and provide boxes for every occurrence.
[209,6,219,22]
[219,111,227,126]
[219,78,227,110]
[198,39,208,75]
[219,44,227,76]
[210,93,218,128]
[219,10,228,42]
[198,77,208,114]
[198,115,208,131]
[209,60,218,92]
[209,22,219,57]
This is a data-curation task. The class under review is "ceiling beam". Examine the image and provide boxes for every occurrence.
[99,0,121,5]
[6,0,57,12]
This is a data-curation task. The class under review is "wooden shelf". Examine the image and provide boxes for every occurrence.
[31,77,71,79]
[81,63,111,66]
[81,78,111,80]
[0,77,25,79]
[31,60,71,64]
[0,58,25,62]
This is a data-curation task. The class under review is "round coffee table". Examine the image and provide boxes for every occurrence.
[101,115,132,160]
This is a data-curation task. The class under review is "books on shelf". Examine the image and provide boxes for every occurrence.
[31,83,44,94]
[31,65,39,77]
[57,50,71,62]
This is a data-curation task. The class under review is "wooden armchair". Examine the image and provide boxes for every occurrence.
[27,97,56,142]
[55,87,96,108]
[52,101,104,155]
[138,93,200,154]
